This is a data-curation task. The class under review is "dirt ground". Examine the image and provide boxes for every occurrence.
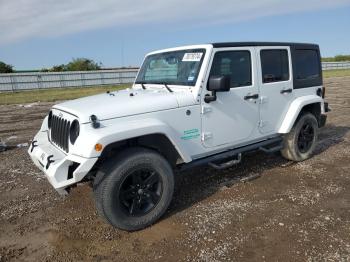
[0,77,350,262]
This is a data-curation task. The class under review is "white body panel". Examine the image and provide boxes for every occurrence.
[54,88,179,123]
[28,43,327,194]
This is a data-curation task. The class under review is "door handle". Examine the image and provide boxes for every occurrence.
[244,93,259,100]
[280,88,293,94]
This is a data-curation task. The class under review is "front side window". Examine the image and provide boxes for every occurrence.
[135,49,206,86]
[209,51,252,88]
[261,49,289,83]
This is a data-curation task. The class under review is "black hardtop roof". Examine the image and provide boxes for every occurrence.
[211,42,319,49]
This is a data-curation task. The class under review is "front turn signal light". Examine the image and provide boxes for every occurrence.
[95,143,103,152]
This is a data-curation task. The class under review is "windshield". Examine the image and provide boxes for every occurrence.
[135,49,206,86]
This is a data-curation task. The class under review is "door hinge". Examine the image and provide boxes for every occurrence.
[258,120,267,128]
[259,96,268,104]
[201,106,212,114]
[201,132,213,141]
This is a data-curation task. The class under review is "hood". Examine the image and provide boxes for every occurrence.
[53,88,195,123]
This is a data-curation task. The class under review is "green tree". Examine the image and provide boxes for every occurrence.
[65,58,102,71]
[334,55,350,62]
[0,61,14,73]
[49,64,66,72]
[322,54,350,62]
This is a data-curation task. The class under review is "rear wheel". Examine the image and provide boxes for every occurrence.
[93,147,174,231]
[281,113,318,161]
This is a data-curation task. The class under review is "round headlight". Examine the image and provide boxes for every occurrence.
[70,120,80,144]
[48,111,52,128]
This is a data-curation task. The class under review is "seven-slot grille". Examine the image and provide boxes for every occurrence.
[50,115,71,152]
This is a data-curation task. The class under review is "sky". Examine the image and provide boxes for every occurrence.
[0,0,350,70]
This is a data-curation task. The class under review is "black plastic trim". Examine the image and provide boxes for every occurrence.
[211,42,318,48]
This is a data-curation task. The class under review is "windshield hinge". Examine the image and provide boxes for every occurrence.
[201,106,212,114]
[201,132,213,141]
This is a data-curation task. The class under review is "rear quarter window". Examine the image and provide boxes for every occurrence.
[295,49,321,80]
[292,48,322,89]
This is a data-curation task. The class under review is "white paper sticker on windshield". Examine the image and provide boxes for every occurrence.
[182,53,203,62]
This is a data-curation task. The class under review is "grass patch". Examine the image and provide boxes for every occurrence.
[323,69,350,78]
[0,84,131,105]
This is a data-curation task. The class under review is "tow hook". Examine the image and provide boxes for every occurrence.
[46,155,55,170]
[30,140,38,153]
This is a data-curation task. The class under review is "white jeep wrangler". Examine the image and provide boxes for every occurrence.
[29,42,329,231]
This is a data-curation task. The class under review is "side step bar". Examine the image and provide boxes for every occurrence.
[259,144,284,153]
[178,136,283,171]
[208,153,242,170]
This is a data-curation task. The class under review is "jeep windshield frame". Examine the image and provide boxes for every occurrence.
[135,49,206,86]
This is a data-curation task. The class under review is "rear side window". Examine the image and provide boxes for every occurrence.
[294,49,320,80]
[210,51,252,88]
[260,50,289,83]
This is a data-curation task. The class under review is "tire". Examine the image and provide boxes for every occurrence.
[281,113,318,162]
[93,147,174,231]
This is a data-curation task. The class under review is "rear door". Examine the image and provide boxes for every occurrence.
[257,47,294,134]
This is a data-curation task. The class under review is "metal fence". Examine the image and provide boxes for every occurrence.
[0,69,139,92]
[322,61,350,70]
[1,62,350,92]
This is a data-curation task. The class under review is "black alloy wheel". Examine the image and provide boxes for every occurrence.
[119,169,162,216]
[281,113,319,162]
[297,122,315,153]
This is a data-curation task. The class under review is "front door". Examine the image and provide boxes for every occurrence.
[201,47,260,148]
[257,47,294,134]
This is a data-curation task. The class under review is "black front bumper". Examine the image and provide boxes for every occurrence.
[324,102,331,113]
[319,114,327,128]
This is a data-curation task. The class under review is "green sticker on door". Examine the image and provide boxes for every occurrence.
[181,129,200,140]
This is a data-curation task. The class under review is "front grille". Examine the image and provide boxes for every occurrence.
[50,115,71,152]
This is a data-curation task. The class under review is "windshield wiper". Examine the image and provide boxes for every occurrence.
[136,81,173,93]
[152,82,173,93]
[163,84,173,93]
[135,81,147,90]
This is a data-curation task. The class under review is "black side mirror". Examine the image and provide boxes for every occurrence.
[208,75,231,91]
[205,75,231,103]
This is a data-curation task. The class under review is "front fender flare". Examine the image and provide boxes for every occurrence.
[75,118,192,162]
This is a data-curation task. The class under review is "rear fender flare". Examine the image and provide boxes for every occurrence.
[278,95,323,134]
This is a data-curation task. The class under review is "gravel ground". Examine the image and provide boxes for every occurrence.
[0,77,350,262]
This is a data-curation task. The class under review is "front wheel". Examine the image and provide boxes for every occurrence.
[281,113,318,161]
[93,147,174,231]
